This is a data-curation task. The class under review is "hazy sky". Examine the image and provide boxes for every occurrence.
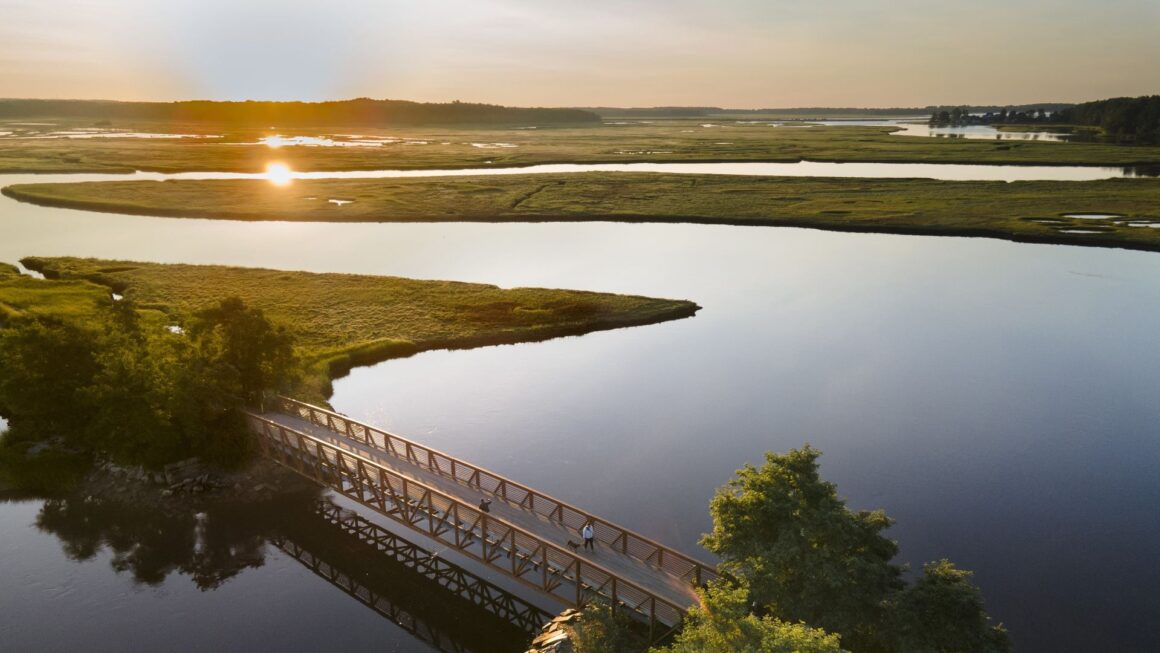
[2,0,1157,107]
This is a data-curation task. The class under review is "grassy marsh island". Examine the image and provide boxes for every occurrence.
[8,173,1160,252]
[3,119,1160,174]
[14,257,698,400]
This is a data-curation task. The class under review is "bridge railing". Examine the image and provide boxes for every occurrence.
[272,396,719,588]
[313,499,554,634]
[247,412,688,636]
[272,539,469,653]
[271,499,552,651]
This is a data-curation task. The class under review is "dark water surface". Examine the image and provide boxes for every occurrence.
[324,225,1160,653]
[0,489,535,653]
[2,172,1160,651]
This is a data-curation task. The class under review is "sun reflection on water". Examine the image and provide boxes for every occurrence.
[265,162,293,186]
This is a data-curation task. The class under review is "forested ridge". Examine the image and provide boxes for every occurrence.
[1057,95,1160,142]
[0,98,600,126]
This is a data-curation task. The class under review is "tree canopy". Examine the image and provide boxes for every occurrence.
[702,445,1009,653]
[701,445,901,648]
[891,560,1010,653]
[0,296,297,468]
[1057,95,1160,143]
[651,582,847,653]
[0,98,599,126]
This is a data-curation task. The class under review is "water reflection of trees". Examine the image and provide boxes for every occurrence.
[31,487,546,652]
[34,489,318,589]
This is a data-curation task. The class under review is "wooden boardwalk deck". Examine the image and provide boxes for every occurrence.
[248,398,717,634]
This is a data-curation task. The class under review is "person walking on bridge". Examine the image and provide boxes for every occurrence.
[581,522,595,551]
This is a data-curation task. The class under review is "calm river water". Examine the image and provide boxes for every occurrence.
[21,159,1156,182]
[1,167,1159,652]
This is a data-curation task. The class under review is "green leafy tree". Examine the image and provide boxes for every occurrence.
[0,316,100,440]
[187,297,297,407]
[168,341,254,468]
[175,297,298,466]
[652,581,846,653]
[0,296,298,469]
[80,301,182,466]
[890,560,1010,653]
[701,446,902,650]
[571,599,642,653]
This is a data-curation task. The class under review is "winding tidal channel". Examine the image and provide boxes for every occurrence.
[2,163,1160,652]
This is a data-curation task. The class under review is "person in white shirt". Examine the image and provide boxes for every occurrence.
[581,523,595,551]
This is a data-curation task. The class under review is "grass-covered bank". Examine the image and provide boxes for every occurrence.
[16,257,698,400]
[3,120,1160,174]
[0,261,124,323]
[9,173,1160,252]
[0,260,694,471]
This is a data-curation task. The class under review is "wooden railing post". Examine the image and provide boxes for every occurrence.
[649,597,657,643]
[426,491,436,536]
[510,531,518,575]
[575,560,583,606]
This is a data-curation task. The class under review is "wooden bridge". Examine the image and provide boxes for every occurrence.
[246,396,718,639]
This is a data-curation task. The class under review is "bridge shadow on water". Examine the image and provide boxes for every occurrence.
[271,499,554,653]
[27,479,549,652]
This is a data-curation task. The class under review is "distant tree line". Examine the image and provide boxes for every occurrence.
[928,106,1053,127]
[928,95,1160,143]
[586,107,723,118]
[924,103,1074,115]
[0,98,600,127]
[587,104,1074,119]
[1054,95,1160,143]
[589,106,947,118]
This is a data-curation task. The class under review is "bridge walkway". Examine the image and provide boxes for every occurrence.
[260,410,702,613]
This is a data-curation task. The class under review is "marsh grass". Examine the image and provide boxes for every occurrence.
[2,119,1160,174]
[10,173,1160,252]
[18,257,698,400]
[0,262,112,323]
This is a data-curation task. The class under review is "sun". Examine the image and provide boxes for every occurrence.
[265,162,293,186]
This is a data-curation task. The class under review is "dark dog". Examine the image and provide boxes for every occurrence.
[566,540,581,551]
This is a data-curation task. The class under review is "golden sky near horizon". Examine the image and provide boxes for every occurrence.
[1,0,1158,107]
